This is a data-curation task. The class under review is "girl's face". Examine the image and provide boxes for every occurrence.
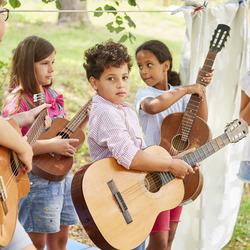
[89,63,130,105]
[0,6,6,42]
[136,49,170,90]
[34,51,55,91]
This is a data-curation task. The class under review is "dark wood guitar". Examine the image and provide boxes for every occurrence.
[0,108,48,247]
[160,24,230,203]
[71,118,248,250]
[32,98,92,182]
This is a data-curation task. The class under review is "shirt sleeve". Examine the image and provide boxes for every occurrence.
[97,109,140,169]
[3,96,31,135]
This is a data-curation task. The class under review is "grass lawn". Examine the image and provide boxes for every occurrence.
[0,1,249,249]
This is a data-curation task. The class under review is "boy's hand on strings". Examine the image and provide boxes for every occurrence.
[173,147,200,172]
[170,158,195,179]
[50,136,79,157]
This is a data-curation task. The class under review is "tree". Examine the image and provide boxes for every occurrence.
[7,0,137,43]
[57,0,90,26]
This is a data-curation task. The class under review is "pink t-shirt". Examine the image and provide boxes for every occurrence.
[3,86,66,135]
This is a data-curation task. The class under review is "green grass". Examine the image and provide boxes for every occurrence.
[223,186,250,250]
[0,1,249,248]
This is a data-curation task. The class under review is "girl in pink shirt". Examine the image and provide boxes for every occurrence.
[3,36,88,250]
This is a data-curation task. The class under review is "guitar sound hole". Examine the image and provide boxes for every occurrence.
[171,134,189,152]
[56,131,70,139]
[144,173,162,193]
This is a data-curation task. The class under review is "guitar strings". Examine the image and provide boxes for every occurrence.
[55,99,92,139]
[119,171,177,200]
[168,59,214,156]
[3,106,47,194]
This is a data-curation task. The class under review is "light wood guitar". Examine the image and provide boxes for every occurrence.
[32,98,92,182]
[160,24,230,204]
[0,108,48,247]
[71,118,248,250]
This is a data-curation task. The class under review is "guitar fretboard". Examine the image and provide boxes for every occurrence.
[26,108,48,147]
[157,133,230,186]
[181,52,216,142]
[181,133,229,167]
[65,98,92,133]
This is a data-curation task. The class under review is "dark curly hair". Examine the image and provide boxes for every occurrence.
[83,39,133,80]
[136,40,181,86]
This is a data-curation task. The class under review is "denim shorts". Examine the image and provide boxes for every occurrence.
[18,171,78,233]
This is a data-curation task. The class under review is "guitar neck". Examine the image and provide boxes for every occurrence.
[26,109,48,147]
[181,52,216,141]
[65,98,92,132]
[181,132,230,167]
[158,132,230,184]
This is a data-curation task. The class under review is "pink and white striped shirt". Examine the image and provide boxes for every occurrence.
[88,95,146,169]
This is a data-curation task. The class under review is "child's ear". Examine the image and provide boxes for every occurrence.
[164,61,171,72]
[89,76,98,91]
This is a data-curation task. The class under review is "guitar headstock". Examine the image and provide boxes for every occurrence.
[33,93,45,105]
[225,118,248,143]
[209,24,230,54]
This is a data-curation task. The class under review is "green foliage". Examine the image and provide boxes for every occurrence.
[4,0,138,43]
[8,0,21,8]
[93,1,137,43]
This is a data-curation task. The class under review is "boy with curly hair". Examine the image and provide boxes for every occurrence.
[84,39,196,250]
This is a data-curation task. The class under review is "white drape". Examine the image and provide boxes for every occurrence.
[172,1,249,249]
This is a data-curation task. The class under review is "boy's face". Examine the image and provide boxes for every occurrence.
[90,63,130,105]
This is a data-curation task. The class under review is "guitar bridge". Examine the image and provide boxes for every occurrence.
[0,176,8,215]
[107,180,132,224]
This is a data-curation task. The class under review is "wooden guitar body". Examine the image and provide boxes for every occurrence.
[160,113,211,204]
[160,113,211,154]
[71,146,184,250]
[159,24,230,204]
[33,118,85,182]
[0,119,30,247]
[71,119,248,250]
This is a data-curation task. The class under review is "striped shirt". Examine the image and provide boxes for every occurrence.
[88,95,146,169]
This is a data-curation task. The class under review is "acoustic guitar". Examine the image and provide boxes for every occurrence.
[32,98,92,182]
[71,118,248,250]
[0,108,48,247]
[160,24,230,204]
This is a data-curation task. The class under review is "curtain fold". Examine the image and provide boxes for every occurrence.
[173,1,249,249]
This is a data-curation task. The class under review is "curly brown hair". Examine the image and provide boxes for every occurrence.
[83,39,133,80]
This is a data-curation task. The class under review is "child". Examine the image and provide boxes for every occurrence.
[238,71,250,194]
[3,36,89,250]
[0,2,49,249]
[134,40,213,249]
[84,39,199,250]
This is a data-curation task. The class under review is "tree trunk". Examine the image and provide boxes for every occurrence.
[58,0,90,26]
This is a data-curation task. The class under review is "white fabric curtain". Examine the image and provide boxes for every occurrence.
[172,1,249,249]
